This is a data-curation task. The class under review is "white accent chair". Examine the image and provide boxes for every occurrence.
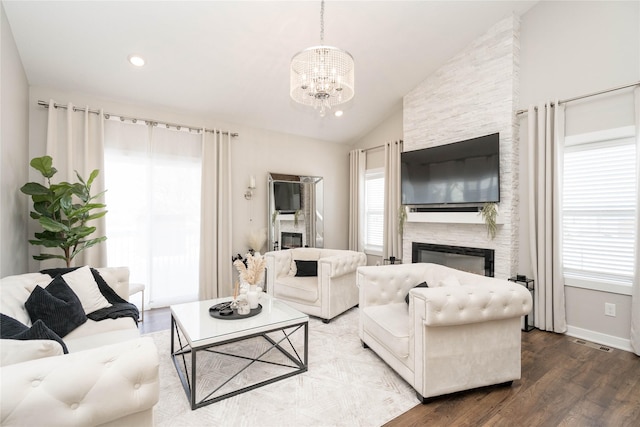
[357,263,532,402]
[265,248,367,323]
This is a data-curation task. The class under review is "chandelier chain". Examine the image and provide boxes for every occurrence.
[320,0,324,43]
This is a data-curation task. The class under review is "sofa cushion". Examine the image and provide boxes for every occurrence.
[405,281,429,304]
[60,266,112,314]
[273,275,319,304]
[294,260,318,277]
[25,275,87,337]
[361,303,410,360]
[1,313,68,355]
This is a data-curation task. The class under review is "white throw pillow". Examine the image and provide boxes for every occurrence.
[62,266,112,314]
[438,275,462,287]
[0,339,65,367]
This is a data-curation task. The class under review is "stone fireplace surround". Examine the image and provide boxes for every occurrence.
[401,16,520,280]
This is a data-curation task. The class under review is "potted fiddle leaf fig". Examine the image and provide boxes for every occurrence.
[20,156,107,267]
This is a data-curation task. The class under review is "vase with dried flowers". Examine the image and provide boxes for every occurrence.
[233,252,266,309]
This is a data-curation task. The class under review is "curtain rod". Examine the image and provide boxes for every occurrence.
[515,81,640,116]
[37,100,239,137]
[360,140,403,152]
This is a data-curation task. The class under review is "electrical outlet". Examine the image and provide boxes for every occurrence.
[605,303,616,317]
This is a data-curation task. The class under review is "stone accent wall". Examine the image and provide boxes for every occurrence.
[402,15,520,279]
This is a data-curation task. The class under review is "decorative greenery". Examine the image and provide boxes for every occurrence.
[294,209,303,228]
[479,202,498,240]
[271,210,279,225]
[398,205,407,235]
[20,156,107,267]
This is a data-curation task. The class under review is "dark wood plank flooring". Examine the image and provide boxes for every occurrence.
[141,308,639,426]
[384,329,640,427]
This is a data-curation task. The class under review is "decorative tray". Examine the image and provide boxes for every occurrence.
[209,302,262,320]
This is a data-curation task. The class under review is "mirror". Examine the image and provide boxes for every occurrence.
[268,173,323,251]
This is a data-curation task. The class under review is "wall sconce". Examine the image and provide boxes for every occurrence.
[244,175,256,200]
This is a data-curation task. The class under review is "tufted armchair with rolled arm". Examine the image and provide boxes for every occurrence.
[357,262,532,402]
[265,248,367,323]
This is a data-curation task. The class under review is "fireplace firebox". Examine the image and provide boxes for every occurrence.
[281,232,303,249]
[412,242,494,277]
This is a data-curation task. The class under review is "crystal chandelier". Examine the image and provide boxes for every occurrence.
[290,0,355,117]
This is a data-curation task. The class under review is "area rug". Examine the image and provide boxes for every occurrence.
[147,307,418,426]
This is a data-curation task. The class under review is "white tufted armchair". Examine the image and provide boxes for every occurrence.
[357,262,532,402]
[265,248,367,323]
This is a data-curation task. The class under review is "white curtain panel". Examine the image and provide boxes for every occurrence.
[44,100,106,268]
[348,149,365,251]
[104,121,201,308]
[527,102,567,333]
[199,130,233,300]
[383,141,402,259]
[631,87,640,356]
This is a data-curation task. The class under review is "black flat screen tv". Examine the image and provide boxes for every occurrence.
[401,133,500,206]
[273,181,301,213]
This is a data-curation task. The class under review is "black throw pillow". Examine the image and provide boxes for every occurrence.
[405,281,429,304]
[0,313,68,354]
[295,260,318,277]
[25,275,87,338]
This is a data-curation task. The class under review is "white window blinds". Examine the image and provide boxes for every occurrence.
[563,130,637,287]
[364,169,384,253]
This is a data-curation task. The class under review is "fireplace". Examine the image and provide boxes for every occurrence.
[281,232,303,249]
[412,242,494,277]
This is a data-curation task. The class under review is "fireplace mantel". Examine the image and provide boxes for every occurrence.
[407,211,503,225]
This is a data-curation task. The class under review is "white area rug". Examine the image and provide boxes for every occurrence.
[148,307,417,426]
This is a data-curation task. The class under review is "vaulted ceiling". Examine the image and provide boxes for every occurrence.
[3,1,536,144]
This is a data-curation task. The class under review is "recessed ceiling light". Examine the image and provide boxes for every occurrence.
[334,110,344,117]
[128,54,145,67]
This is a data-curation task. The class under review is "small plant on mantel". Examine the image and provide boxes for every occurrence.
[20,156,107,267]
[398,205,407,236]
[479,202,498,240]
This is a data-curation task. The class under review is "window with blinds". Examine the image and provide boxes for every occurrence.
[364,169,384,254]
[562,127,637,291]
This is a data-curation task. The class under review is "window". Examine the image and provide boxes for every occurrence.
[364,168,384,254]
[562,126,637,294]
[104,120,202,308]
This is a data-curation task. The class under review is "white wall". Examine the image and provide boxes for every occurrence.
[518,0,639,349]
[27,86,350,273]
[0,3,29,277]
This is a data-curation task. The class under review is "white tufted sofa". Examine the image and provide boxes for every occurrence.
[0,267,160,426]
[265,248,367,323]
[357,262,532,402]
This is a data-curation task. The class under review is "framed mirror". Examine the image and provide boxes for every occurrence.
[268,173,323,251]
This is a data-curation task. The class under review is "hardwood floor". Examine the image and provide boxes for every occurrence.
[141,309,639,426]
[138,306,171,335]
[384,329,640,427]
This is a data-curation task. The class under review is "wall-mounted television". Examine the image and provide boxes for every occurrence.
[273,181,301,213]
[401,133,500,206]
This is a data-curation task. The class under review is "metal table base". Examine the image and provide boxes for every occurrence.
[171,315,308,409]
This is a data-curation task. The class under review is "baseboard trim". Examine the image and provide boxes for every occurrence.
[565,325,632,353]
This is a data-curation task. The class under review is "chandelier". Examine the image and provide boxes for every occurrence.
[290,0,355,117]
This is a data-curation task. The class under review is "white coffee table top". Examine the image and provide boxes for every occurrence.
[170,294,308,348]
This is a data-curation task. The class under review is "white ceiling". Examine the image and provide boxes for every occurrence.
[3,0,537,144]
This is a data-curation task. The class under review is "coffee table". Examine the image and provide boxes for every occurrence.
[170,294,309,409]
